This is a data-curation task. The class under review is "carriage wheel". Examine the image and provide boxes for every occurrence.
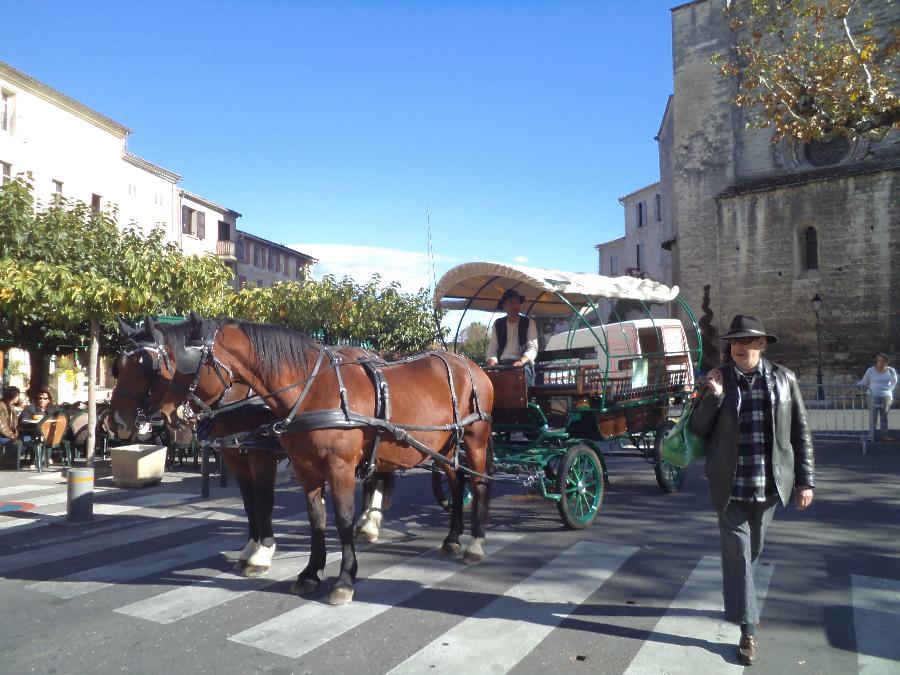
[653,419,685,493]
[430,471,473,511]
[555,444,604,529]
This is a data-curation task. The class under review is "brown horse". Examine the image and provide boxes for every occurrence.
[156,316,494,605]
[106,319,394,576]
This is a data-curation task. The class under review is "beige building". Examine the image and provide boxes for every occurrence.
[663,0,899,378]
[232,231,317,291]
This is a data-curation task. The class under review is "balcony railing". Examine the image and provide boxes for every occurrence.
[216,239,240,260]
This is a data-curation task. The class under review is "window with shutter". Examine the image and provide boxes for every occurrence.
[197,212,206,239]
[182,205,191,234]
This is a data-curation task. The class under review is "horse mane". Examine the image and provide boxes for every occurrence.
[227,320,316,379]
[158,320,193,352]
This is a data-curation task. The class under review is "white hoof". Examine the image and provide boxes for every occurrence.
[354,511,382,543]
[464,537,485,564]
[247,537,276,567]
[238,539,259,562]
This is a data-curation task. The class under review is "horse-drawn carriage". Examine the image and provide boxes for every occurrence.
[433,261,702,529]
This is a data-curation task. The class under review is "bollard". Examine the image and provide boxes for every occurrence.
[219,451,228,488]
[67,467,94,523]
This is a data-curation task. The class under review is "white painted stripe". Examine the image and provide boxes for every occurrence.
[0,514,64,530]
[0,507,293,575]
[852,574,900,673]
[27,535,238,599]
[389,542,638,674]
[0,484,56,497]
[624,556,775,675]
[114,526,411,624]
[27,471,68,481]
[229,532,525,658]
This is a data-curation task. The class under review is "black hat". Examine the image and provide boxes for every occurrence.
[720,314,778,343]
[497,288,525,310]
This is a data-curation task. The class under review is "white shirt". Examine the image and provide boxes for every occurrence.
[486,316,538,363]
[857,366,898,399]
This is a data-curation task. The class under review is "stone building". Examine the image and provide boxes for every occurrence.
[663,0,899,382]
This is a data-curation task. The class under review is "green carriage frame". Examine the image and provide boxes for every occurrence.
[433,262,702,529]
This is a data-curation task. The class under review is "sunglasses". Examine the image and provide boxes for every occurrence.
[727,337,762,346]
[37,395,50,400]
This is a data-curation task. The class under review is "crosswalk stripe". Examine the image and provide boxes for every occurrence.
[623,556,775,674]
[0,484,56,497]
[114,525,412,624]
[0,508,283,575]
[228,531,525,658]
[26,535,238,599]
[388,541,638,674]
[851,574,900,673]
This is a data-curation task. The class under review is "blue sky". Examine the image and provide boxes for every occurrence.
[5,0,675,292]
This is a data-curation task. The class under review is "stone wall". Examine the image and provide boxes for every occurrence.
[669,0,900,383]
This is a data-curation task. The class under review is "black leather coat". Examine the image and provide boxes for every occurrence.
[689,358,815,512]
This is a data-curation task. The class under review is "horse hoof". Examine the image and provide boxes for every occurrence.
[328,586,355,606]
[354,530,379,544]
[232,560,248,575]
[441,541,462,557]
[290,578,320,596]
[243,564,270,578]
[464,537,485,564]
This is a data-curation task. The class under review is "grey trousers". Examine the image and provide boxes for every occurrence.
[717,495,779,625]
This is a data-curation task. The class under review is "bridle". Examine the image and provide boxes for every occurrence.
[113,338,174,429]
[170,323,236,423]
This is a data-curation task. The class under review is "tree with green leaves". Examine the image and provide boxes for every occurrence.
[454,321,490,364]
[714,0,899,141]
[0,176,233,460]
[225,274,443,356]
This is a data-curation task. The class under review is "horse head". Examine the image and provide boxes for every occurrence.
[105,316,179,440]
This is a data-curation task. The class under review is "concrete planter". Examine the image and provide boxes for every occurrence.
[111,444,166,488]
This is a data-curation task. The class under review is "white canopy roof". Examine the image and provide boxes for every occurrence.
[434,262,679,316]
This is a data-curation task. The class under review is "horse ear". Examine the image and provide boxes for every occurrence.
[117,316,138,337]
[188,310,203,325]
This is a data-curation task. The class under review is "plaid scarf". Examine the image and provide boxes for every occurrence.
[731,362,775,502]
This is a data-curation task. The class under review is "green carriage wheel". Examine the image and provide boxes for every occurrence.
[653,419,686,493]
[430,470,473,511]
[555,444,604,529]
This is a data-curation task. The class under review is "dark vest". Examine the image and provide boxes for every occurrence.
[495,315,530,356]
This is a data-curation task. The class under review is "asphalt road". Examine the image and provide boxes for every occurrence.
[0,437,897,675]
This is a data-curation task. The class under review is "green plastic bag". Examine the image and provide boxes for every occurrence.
[660,401,706,468]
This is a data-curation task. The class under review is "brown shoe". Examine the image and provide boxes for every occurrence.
[737,634,758,666]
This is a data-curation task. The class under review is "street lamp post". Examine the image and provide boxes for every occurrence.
[811,293,824,400]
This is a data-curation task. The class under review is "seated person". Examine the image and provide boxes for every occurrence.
[486,288,538,387]
[0,386,20,467]
[19,388,60,465]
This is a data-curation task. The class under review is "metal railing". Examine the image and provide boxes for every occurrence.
[800,384,870,452]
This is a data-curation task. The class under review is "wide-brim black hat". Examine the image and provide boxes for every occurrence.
[720,314,778,343]
[497,288,525,310]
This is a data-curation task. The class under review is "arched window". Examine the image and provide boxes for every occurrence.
[804,226,818,270]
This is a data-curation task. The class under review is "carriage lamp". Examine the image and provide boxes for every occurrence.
[811,293,824,400]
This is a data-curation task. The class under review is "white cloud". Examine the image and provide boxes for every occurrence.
[513,255,529,263]
[290,243,455,294]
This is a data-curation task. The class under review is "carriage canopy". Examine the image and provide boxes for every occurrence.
[433,261,679,317]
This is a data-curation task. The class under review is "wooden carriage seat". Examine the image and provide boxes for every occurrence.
[484,367,531,425]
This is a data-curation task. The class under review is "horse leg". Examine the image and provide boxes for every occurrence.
[354,471,392,543]
[222,448,259,574]
[441,466,465,557]
[328,471,359,606]
[463,433,493,564]
[291,482,328,596]
[243,452,278,577]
